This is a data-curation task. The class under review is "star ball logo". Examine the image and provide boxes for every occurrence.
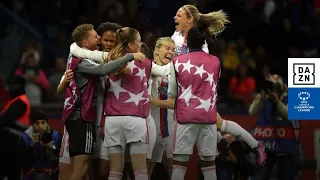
[294,92,314,112]
[293,63,315,85]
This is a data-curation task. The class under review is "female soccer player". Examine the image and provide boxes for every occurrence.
[148,37,176,178]
[170,5,266,166]
[101,27,150,180]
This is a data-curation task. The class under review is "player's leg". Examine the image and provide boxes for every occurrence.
[216,113,266,165]
[146,114,157,178]
[66,119,95,180]
[59,127,72,180]
[150,138,165,176]
[126,117,148,180]
[197,124,218,180]
[104,116,126,180]
[171,123,197,180]
[164,136,174,178]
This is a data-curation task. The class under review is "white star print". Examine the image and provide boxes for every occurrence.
[194,64,206,78]
[135,67,146,81]
[195,97,212,112]
[211,94,218,110]
[72,87,76,96]
[64,97,72,109]
[181,60,193,73]
[108,79,127,100]
[124,91,146,105]
[175,59,182,72]
[178,85,194,106]
[126,61,138,73]
[212,82,217,93]
[205,72,215,86]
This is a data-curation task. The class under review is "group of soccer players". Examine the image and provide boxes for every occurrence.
[57,4,266,180]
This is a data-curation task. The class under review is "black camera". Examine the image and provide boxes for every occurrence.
[262,80,282,93]
[41,132,52,144]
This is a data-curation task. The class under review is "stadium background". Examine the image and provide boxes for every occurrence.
[0,0,320,179]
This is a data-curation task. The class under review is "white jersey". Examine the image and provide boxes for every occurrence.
[171,31,209,56]
[150,73,175,138]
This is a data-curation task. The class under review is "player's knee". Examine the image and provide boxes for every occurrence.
[109,145,124,154]
[199,155,215,161]
[72,156,89,176]
[130,141,147,154]
[173,154,189,162]
[199,155,216,167]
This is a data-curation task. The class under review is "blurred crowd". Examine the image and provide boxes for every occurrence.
[0,0,319,106]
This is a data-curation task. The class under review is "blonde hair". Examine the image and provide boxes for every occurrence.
[182,5,230,37]
[107,27,140,62]
[155,37,175,49]
[72,24,94,46]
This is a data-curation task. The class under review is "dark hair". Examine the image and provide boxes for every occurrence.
[30,109,48,124]
[97,22,122,37]
[140,42,153,60]
[7,75,26,87]
[187,27,206,50]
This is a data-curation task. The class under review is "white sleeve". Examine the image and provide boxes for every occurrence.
[202,41,209,54]
[147,77,152,95]
[60,75,65,83]
[151,62,171,77]
[70,42,108,64]
[168,62,178,98]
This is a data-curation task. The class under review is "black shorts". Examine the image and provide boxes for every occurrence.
[65,119,96,157]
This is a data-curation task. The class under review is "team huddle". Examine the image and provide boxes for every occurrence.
[57,5,266,180]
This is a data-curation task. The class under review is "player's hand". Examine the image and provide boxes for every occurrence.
[31,133,40,147]
[132,53,146,62]
[63,70,73,83]
[99,126,105,140]
[149,96,157,106]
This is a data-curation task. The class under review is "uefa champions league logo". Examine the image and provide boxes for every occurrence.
[298,92,310,104]
[294,92,314,112]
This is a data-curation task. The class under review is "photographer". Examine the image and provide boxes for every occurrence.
[216,134,259,180]
[20,109,61,180]
[249,74,296,180]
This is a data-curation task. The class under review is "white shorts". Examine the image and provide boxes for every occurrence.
[92,127,109,160]
[103,116,147,149]
[146,113,156,159]
[171,122,217,157]
[59,127,70,164]
[151,136,173,163]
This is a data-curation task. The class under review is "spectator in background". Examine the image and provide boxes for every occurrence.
[0,75,31,180]
[222,42,241,72]
[236,37,251,62]
[49,57,66,101]
[21,109,61,180]
[249,75,295,180]
[20,41,40,65]
[14,52,50,105]
[228,64,256,107]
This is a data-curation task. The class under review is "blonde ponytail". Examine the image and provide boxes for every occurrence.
[199,10,230,37]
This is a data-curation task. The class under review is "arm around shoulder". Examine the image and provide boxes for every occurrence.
[77,54,134,76]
